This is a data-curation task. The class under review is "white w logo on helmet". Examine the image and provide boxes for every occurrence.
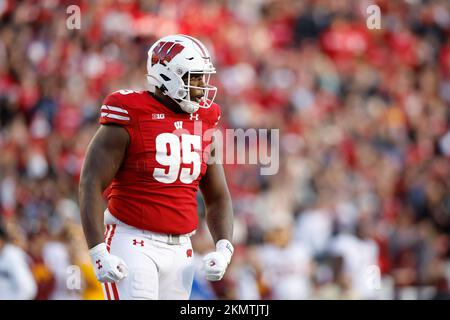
[151,41,185,66]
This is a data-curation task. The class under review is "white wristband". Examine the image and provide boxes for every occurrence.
[216,239,234,265]
[88,243,108,256]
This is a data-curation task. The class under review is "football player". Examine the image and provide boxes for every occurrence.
[79,35,234,300]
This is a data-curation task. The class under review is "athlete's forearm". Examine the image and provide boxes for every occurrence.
[78,125,129,249]
[200,162,234,244]
[79,178,106,249]
[205,195,233,243]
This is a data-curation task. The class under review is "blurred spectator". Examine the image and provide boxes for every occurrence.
[326,217,380,299]
[41,233,78,299]
[62,222,104,300]
[0,222,37,299]
[27,229,55,300]
[251,219,314,299]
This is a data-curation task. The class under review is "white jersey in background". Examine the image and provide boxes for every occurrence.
[328,233,380,299]
[42,241,80,300]
[0,244,37,300]
[256,243,313,300]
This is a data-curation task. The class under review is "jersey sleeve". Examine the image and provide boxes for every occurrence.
[99,92,132,127]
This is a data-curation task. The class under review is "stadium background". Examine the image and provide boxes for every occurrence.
[1,0,450,300]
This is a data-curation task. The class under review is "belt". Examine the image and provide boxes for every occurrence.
[142,230,196,245]
[105,208,195,245]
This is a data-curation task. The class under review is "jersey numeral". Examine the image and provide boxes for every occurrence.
[153,133,201,184]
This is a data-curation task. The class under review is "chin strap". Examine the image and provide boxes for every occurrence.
[156,86,200,114]
[179,100,200,113]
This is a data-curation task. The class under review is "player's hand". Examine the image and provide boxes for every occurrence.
[89,243,128,283]
[202,239,234,281]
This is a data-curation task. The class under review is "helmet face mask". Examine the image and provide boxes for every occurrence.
[180,70,217,112]
[146,35,217,113]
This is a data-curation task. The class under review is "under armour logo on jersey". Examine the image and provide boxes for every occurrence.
[96,260,103,270]
[186,249,193,258]
[190,114,199,121]
[152,113,165,120]
[174,121,183,129]
[132,239,144,247]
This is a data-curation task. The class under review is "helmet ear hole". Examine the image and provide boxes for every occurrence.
[175,67,185,76]
[177,89,186,99]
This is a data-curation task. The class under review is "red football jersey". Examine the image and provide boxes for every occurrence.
[99,90,221,234]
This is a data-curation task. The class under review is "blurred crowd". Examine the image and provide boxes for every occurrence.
[1,0,450,300]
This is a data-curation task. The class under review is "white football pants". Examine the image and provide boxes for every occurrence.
[101,209,196,300]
